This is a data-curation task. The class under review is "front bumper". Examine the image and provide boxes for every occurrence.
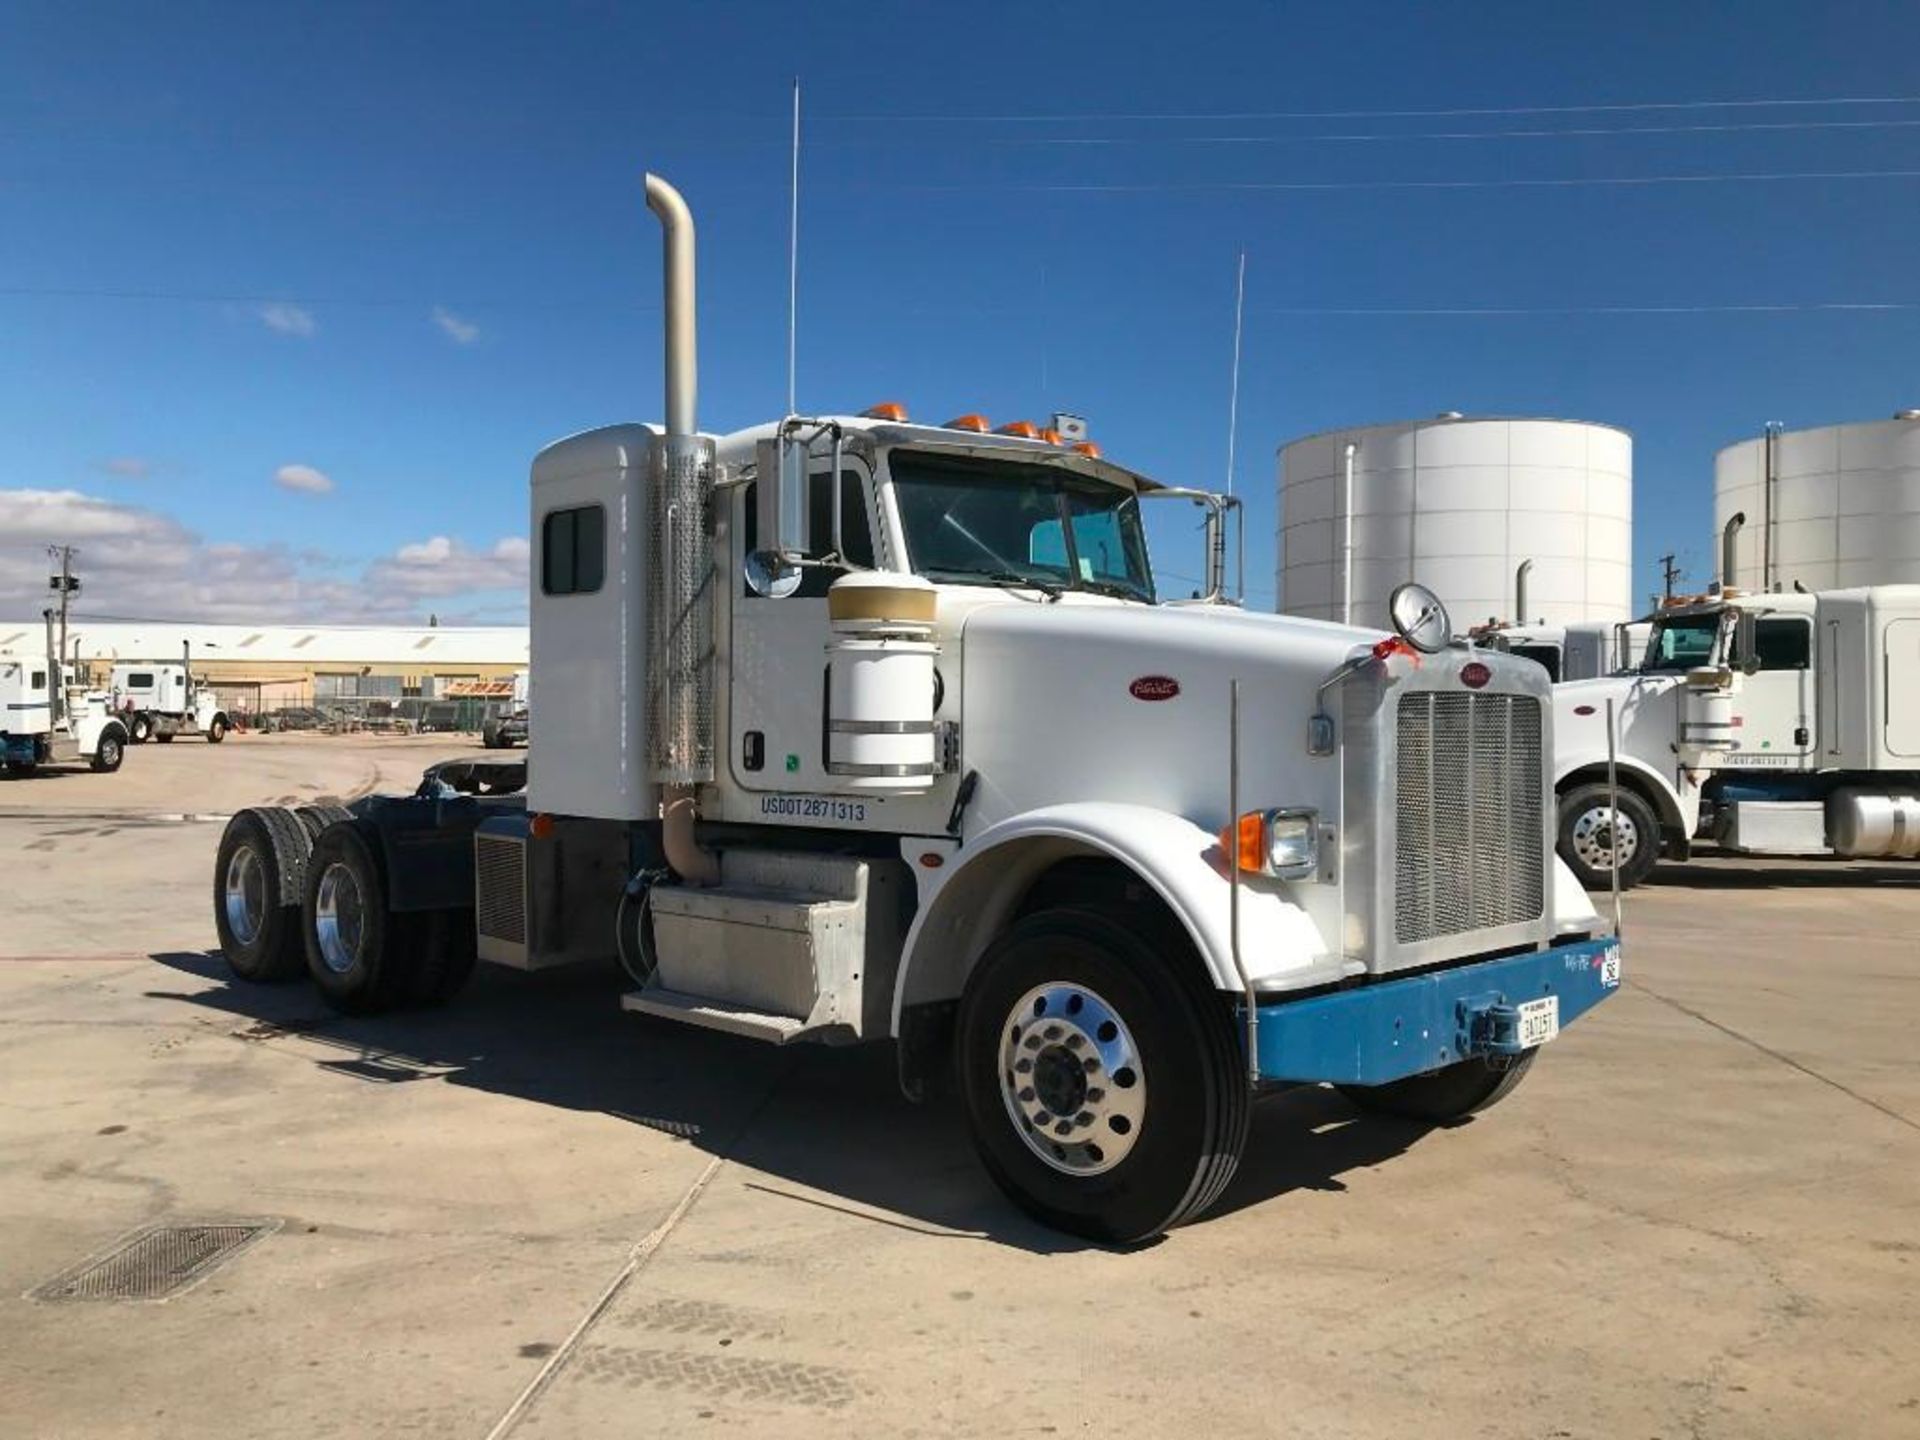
[1248,936,1621,1086]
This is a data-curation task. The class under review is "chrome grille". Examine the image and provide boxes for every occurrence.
[1394,691,1544,944]
[475,833,526,946]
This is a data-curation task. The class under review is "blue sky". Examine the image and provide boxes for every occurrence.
[3,0,1918,623]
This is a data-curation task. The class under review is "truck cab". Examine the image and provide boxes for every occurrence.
[110,655,229,744]
[1549,586,1920,887]
[1481,619,1649,683]
[1,645,127,777]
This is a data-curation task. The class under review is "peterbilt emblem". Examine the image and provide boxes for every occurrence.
[1128,675,1180,701]
[1460,661,1491,690]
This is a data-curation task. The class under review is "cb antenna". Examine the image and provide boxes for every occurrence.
[787,76,801,416]
[1224,250,1246,496]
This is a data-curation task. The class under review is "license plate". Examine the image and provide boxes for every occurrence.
[1516,995,1560,1049]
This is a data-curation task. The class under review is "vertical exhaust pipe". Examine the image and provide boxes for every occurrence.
[43,608,61,726]
[1340,441,1357,624]
[1721,511,1745,591]
[644,174,720,886]
[1514,558,1533,625]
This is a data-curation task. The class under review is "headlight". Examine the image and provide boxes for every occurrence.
[1220,806,1321,880]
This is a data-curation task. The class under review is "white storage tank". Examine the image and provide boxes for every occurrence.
[1276,415,1633,630]
[1714,413,1920,592]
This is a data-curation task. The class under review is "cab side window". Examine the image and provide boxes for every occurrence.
[1755,618,1811,671]
[741,470,874,599]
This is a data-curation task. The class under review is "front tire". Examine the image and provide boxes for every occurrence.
[1557,782,1660,891]
[956,907,1248,1244]
[207,715,228,743]
[90,726,126,773]
[129,714,152,744]
[1339,1051,1536,1123]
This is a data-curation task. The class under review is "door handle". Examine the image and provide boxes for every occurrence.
[1793,725,1809,747]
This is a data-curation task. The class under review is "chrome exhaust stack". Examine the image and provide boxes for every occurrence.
[643,173,719,884]
[1720,511,1745,592]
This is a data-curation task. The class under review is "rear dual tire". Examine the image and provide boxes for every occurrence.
[957,907,1248,1245]
[301,820,476,1014]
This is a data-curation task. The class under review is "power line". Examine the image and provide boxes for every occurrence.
[893,166,1920,195]
[1253,301,1920,317]
[821,93,1920,125]
[987,116,1920,147]
[0,285,656,310]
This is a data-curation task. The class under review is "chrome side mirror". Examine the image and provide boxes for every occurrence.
[748,436,810,598]
[1732,610,1760,675]
[1388,581,1452,653]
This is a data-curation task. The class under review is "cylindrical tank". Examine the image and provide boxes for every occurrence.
[1276,416,1633,630]
[826,573,939,791]
[1714,413,1920,592]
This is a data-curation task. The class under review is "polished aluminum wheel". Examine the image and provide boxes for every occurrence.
[223,845,266,946]
[1570,802,1638,873]
[313,861,366,976]
[998,981,1147,1176]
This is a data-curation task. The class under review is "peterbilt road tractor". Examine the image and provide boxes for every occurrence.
[208,175,1621,1242]
[1,618,128,777]
[1549,583,1920,889]
[111,645,231,744]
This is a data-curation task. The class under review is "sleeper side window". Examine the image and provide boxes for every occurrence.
[542,504,606,596]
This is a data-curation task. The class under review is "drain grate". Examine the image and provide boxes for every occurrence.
[32,1221,278,1302]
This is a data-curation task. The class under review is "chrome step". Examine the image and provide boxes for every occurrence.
[621,987,808,1044]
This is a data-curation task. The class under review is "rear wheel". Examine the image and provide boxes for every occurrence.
[956,907,1248,1244]
[155,730,175,744]
[409,909,477,1005]
[1557,782,1660,891]
[1339,1051,1537,1124]
[302,820,410,1014]
[213,809,306,981]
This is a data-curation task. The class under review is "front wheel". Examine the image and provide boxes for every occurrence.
[956,907,1249,1244]
[1557,782,1660,891]
[90,727,125,773]
[1339,1051,1536,1124]
[207,715,228,743]
[128,714,152,744]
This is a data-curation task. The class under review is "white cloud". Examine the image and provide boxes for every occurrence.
[274,463,334,495]
[98,457,152,479]
[431,306,481,345]
[0,488,529,624]
[256,302,316,337]
[369,534,529,598]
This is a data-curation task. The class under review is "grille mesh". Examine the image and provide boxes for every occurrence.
[34,1223,273,1302]
[475,833,526,946]
[1395,691,1544,944]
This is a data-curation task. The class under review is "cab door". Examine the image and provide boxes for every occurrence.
[728,457,878,792]
[1731,615,1815,769]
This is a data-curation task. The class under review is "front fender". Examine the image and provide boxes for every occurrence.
[891,802,1344,1033]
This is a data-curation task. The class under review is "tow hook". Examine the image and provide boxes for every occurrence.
[1455,993,1529,1058]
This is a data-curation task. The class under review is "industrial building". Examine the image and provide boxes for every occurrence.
[1276,415,1633,631]
[1715,411,1920,592]
[0,619,527,719]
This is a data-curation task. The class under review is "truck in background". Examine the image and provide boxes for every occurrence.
[207,173,1620,1242]
[1,615,128,777]
[1482,619,1649,683]
[1548,584,1920,888]
[111,643,230,744]
[480,668,529,748]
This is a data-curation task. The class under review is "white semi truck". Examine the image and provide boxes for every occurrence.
[0,616,129,777]
[111,644,231,743]
[208,175,1621,1242]
[1549,583,1920,888]
[1483,620,1649,683]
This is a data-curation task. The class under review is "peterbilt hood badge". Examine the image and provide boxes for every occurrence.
[1128,675,1180,701]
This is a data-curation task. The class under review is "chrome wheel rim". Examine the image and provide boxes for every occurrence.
[1571,804,1638,872]
[998,982,1147,1176]
[223,845,266,945]
[313,862,366,975]
[99,737,120,767]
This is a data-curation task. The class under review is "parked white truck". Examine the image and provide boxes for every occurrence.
[1483,619,1649,683]
[111,645,230,743]
[208,175,1621,1242]
[480,669,529,749]
[1,617,129,777]
[1549,584,1920,888]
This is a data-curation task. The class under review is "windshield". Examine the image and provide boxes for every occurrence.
[1641,613,1724,672]
[889,449,1156,602]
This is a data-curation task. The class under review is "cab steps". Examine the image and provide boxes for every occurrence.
[620,987,809,1044]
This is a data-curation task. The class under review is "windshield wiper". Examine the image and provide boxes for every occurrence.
[927,568,1064,599]
[1077,578,1152,603]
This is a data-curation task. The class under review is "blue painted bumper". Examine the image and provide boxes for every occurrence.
[1249,937,1622,1086]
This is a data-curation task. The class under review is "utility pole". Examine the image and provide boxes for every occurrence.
[1659,552,1681,603]
[48,545,79,677]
